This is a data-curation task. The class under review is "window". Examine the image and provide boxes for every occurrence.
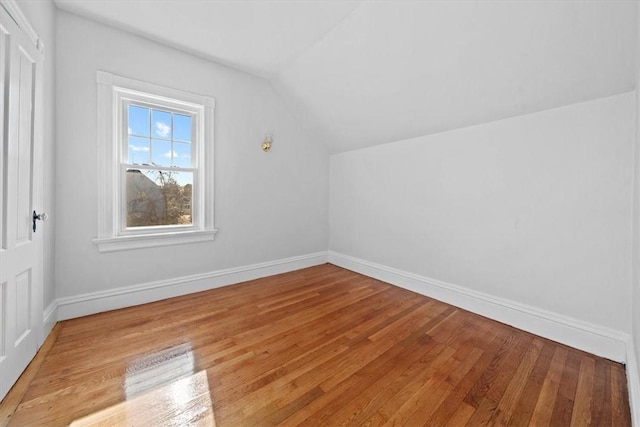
[124,102,195,229]
[93,72,216,252]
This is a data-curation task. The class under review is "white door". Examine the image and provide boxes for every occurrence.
[0,2,44,401]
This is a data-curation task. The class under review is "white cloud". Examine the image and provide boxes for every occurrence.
[130,145,150,152]
[128,127,132,135]
[164,150,178,158]
[155,121,171,138]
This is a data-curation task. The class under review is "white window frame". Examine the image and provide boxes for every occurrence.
[93,71,216,252]
[118,94,200,236]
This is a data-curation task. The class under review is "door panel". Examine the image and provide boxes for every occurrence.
[0,281,5,359]
[15,48,35,245]
[15,269,31,345]
[0,11,8,251]
[0,2,44,401]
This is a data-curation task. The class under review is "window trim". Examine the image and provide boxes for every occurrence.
[93,71,216,252]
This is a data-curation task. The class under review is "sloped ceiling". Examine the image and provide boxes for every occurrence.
[53,0,637,154]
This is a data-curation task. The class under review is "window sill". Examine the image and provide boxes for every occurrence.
[92,229,218,252]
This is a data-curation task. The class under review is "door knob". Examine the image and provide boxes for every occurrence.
[32,211,48,233]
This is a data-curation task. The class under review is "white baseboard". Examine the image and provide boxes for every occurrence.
[328,251,629,363]
[43,300,58,338]
[627,337,640,426]
[50,252,328,321]
[43,249,629,363]
[39,249,636,420]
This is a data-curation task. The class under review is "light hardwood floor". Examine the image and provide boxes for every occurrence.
[0,264,631,426]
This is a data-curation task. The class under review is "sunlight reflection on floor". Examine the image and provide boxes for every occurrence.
[125,343,196,399]
[70,345,215,426]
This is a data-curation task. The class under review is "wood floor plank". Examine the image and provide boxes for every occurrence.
[463,334,535,426]
[611,361,633,426]
[463,333,520,408]
[305,337,449,426]
[359,344,458,426]
[506,340,555,426]
[570,355,596,426]
[489,337,544,425]
[591,358,613,426]
[0,264,631,426]
[444,401,476,427]
[424,336,503,426]
[402,346,484,426]
[550,349,582,425]
[275,336,423,425]
[529,346,569,426]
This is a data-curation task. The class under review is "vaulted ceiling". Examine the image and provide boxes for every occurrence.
[53,0,637,153]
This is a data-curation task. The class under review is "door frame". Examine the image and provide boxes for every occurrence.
[0,0,42,53]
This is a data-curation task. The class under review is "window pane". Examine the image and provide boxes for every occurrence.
[152,109,172,139]
[126,168,193,227]
[129,106,149,137]
[128,136,150,164]
[151,139,172,166]
[173,142,191,168]
[174,114,192,142]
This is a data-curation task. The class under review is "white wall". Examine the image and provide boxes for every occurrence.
[631,4,640,421]
[330,93,634,333]
[55,11,328,299]
[17,0,56,311]
[632,89,640,425]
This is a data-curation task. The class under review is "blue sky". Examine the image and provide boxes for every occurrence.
[128,105,193,186]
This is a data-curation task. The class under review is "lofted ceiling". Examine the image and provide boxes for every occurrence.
[53,0,637,153]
